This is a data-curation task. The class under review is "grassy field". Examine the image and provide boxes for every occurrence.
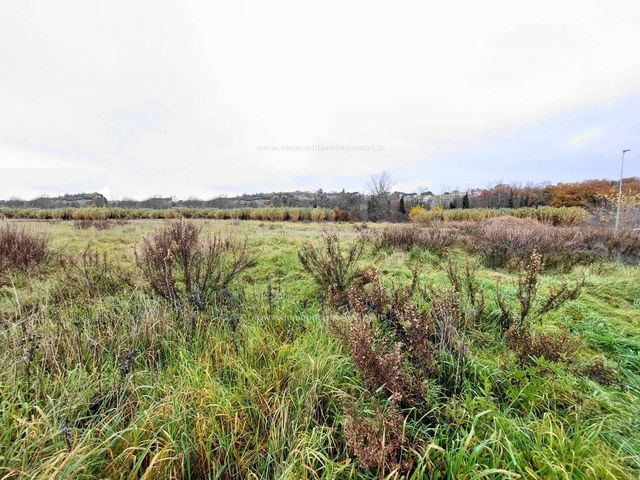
[1,219,639,479]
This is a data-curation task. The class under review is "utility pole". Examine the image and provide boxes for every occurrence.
[615,149,631,233]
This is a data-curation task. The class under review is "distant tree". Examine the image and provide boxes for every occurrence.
[367,171,394,198]
[366,171,395,221]
[399,196,406,215]
[462,192,469,209]
[449,199,457,209]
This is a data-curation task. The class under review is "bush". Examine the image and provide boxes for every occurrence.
[496,251,583,332]
[370,224,457,253]
[288,208,302,222]
[443,257,486,326]
[0,223,50,273]
[576,228,640,264]
[408,205,428,223]
[298,233,365,308]
[333,208,352,222]
[344,406,414,475]
[136,219,255,311]
[73,218,124,230]
[507,327,579,364]
[579,358,622,387]
[310,208,327,222]
[471,217,582,270]
[0,207,346,222]
[341,268,469,399]
[339,316,419,405]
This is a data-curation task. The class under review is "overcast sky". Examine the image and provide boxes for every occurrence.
[1,1,639,199]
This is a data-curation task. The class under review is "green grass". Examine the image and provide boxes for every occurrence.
[0,219,639,479]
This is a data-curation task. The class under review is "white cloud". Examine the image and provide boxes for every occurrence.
[1,0,640,198]
[569,126,605,149]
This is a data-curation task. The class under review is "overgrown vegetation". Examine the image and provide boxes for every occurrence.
[408,205,590,225]
[369,224,457,254]
[1,204,592,225]
[496,251,583,331]
[0,218,638,479]
[368,216,640,269]
[0,222,50,274]
[136,219,255,311]
[298,232,365,308]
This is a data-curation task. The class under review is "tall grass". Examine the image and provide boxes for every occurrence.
[0,219,638,478]
[0,206,339,222]
[410,205,591,226]
[1,205,592,225]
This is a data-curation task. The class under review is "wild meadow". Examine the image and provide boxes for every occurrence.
[0,215,639,479]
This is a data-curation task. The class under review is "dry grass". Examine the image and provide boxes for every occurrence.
[369,224,457,253]
[0,222,50,274]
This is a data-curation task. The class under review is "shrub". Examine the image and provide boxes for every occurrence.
[579,358,622,387]
[471,217,582,270]
[408,205,428,223]
[310,208,327,222]
[344,406,414,475]
[506,327,579,364]
[496,251,583,332]
[333,208,352,222]
[0,207,348,222]
[346,269,434,372]
[136,219,255,311]
[73,218,123,230]
[576,228,640,264]
[443,257,486,325]
[427,290,469,395]
[288,208,302,222]
[343,269,469,399]
[370,224,457,253]
[0,223,50,273]
[340,316,419,405]
[298,233,365,308]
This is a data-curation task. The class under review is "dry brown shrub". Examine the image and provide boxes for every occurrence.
[575,227,640,264]
[341,316,420,406]
[333,208,353,222]
[579,358,622,387]
[73,219,114,230]
[136,219,255,311]
[471,216,583,270]
[506,327,579,364]
[342,268,470,400]
[344,406,414,475]
[370,224,457,253]
[0,223,50,274]
[347,269,436,375]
